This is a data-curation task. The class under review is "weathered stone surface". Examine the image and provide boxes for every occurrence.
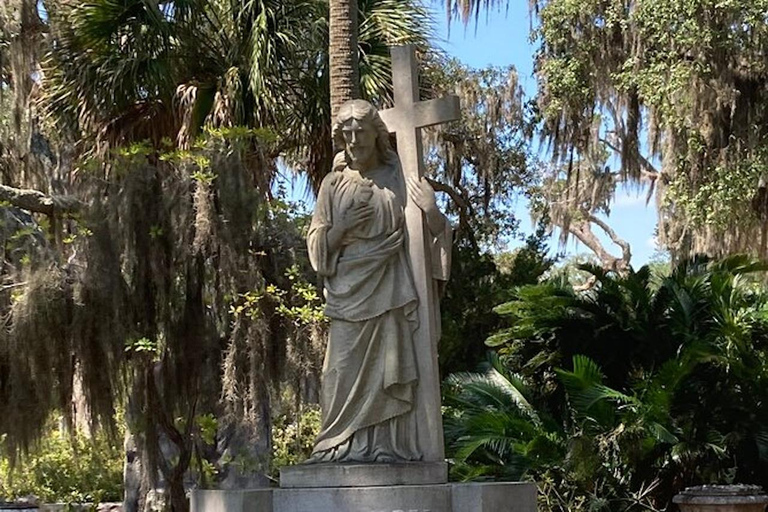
[452,482,537,511]
[674,485,768,512]
[377,45,460,463]
[280,462,448,488]
[274,484,451,512]
[190,489,272,512]
[191,482,537,512]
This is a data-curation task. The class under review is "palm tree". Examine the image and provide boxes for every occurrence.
[328,0,360,117]
[41,0,432,188]
[445,0,506,25]
[462,256,768,510]
[443,353,563,482]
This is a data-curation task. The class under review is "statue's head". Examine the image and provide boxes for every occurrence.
[332,99,392,171]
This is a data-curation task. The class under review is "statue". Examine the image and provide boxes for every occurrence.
[306,99,452,464]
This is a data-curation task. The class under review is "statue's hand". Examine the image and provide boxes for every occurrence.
[340,199,374,233]
[407,175,437,214]
[326,186,374,254]
[407,175,447,236]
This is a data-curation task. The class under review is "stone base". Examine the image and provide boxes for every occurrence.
[280,462,448,488]
[191,482,536,512]
[191,489,272,512]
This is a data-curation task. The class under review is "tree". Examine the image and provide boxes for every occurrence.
[329,0,360,116]
[533,0,768,262]
[534,164,634,273]
[423,57,532,250]
[439,228,554,376]
[37,0,432,188]
[448,0,768,264]
[417,57,553,374]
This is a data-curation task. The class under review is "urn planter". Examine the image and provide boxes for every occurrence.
[674,485,768,512]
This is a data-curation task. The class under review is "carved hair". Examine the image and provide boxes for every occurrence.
[331,100,392,167]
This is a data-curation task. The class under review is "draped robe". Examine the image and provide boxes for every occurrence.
[307,151,451,463]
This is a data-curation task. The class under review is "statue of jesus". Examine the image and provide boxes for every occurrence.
[306,99,451,464]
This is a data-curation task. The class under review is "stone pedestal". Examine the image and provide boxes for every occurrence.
[280,462,448,488]
[191,489,273,512]
[191,480,536,512]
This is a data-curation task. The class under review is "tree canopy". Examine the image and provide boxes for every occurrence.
[448,0,768,264]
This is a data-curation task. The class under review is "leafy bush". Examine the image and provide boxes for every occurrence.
[0,419,123,504]
[445,256,768,511]
[270,405,321,478]
[440,228,554,375]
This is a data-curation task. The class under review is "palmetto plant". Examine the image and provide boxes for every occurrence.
[444,353,565,482]
[446,256,768,511]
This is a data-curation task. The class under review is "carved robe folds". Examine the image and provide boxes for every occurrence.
[307,154,451,463]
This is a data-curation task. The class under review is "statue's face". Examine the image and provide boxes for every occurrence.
[341,117,378,171]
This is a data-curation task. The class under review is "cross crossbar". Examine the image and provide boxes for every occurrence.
[379,96,461,134]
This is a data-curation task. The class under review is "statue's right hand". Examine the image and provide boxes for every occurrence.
[340,201,375,232]
[326,200,374,255]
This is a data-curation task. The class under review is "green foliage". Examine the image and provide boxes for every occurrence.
[124,337,161,358]
[230,265,326,326]
[450,0,768,260]
[196,414,219,447]
[444,353,563,482]
[41,0,435,186]
[665,147,768,235]
[439,228,554,375]
[532,0,768,257]
[270,406,321,479]
[0,420,123,504]
[446,256,768,511]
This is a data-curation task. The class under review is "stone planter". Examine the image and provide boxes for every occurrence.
[674,485,768,512]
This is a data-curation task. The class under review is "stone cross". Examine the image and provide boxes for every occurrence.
[379,45,460,462]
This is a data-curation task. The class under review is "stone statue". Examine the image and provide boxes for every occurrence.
[192,48,537,512]
[306,99,452,463]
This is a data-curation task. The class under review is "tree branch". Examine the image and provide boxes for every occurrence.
[588,214,632,266]
[425,177,479,251]
[600,137,660,179]
[563,215,631,273]
[0,184,82,215]
[425,177,469,211]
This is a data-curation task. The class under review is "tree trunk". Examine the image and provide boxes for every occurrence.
[328,0,360,118]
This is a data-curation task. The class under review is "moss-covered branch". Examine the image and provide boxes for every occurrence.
[0,184,82,215]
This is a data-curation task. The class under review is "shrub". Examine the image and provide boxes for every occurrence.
[270,405,321,478]
[445,256,768,511]
[0,419,123,504]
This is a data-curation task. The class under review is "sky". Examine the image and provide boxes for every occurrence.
[430,0,661,266]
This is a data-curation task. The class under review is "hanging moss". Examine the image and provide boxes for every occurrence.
[531,0,768,259]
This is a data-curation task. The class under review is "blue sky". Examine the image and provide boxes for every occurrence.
[431,0,660,266]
